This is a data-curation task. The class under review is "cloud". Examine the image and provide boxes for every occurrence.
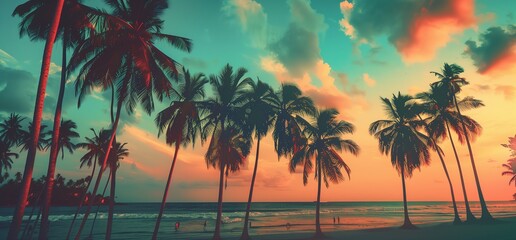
[0,49,16,66]
[0,66,37,114]
[340,0,476,63]
[223,0,268,48]
[494,85,515,100]
[182,57,208,70]
[463,24,516,75]
[362,73,376,87]
[49,62,62,75]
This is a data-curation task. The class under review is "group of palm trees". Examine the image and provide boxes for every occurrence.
[0,0,498,240]
[370,63,494,229]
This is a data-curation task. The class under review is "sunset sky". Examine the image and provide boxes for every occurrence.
[0,0,515,203]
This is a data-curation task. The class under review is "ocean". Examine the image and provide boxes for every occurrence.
[1,201,515,239]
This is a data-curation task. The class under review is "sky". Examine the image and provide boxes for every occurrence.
[0,0,515,203]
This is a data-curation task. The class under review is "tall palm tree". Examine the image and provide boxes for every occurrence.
[269,84,316,158]
[430,63,493,221]
[291,109,359,237]
[68,1,192,238]
[417,85,483,222]
[0,140,19,174]
[39,120,79,239]
[239,79,275,240]
[152,68,207,239]
[106,142,128,240]
[502,159,516,186]
[369,93,431,229]
[19,122,50,152]
[0,113,26,147]
[200,64,252,240]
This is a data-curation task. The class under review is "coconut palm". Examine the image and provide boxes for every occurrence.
[200,64,252,240]
[19,122,50,152]
[291,108,359,237]
[502,159,516,186]
[239,79,275,240]
[106,142,128,239]
[152,68,207,239]
[68,1,192,237]
[0,140,19,174]
[417,85,483,223]
[369,93,431,229]
[0,113,26,147]
[269,84,316,158]
[430,63,493,221]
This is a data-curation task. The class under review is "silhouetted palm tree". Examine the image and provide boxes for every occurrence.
[502,159,516,186]
[19,122,50,152]
[0,140,19,174]
[152,68,207,239]
[68,1,192,237]
[0,113,26,147]
[200,64,252,240]
[269,84,315,158]
[417,85,483,222]
[106,142,128,239]
[291,109,359,237]
[370,93,431,229]
[430,63,493,222]
[239,79,275,240]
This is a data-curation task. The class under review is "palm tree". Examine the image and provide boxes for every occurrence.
[502,159,516,186]
[106,142,128,239]
[430,63,493,221]
[291,109,359,237]
[0,140,19,174]
[68,1,192,237]
[200,64,252,240]
[269,84,316,158]
[417,85,483,223]
[39,120,79,239]
[152,68,207,239]
[239,79,275,240]
[7,1,65,238]
[19,122,50,152]
[0,113,26,147]
[369,93,431,229]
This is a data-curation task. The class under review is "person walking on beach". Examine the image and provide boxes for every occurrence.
[175,221,180,231]
[338,216,340,224]
[333,216,336,225]
[203,220,207,231]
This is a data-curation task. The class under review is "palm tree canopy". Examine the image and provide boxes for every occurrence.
[108,142,129,170]
[155,67,208,147]
[19,122,50,152]
[0,113,26,147]
[270,84,316,158]
[430,63,469,96]
[205,125,251,174]
[369,93,431,177]
[502,135,516,156]
[0,140,19,174]
[46,120,80,159]
[290,108,359,186]
[502,159,516,187]
[239,79,276,139]
[76,128,111,168]
[69,0,192,114]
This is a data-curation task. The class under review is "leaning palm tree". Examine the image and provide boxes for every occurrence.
[152,68,208,239]
[417,85,483,223]
[291,108,359,238]
[7,1,65,238]
[68,1,192,238]
[0,140,19,174]
[0,113,26,147]
[430,63,493,221]
[502,159,516,186]
[239,79,275,240]
[106,142,129,239]
[369,93,431,229]
[200,64,252,240]
[269,84,316,158]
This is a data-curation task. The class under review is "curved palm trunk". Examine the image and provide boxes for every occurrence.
[152,142,181,240]
[7,1,64,238]
[65,162,97,240]
[315,158,323,237]
[106,167,117,240]
[39,36,68,240]
[400,167,415,229]
[74,99,123,240]
[433,141,461,224]
[213,122,226,240]
[452,94,493,222]
[89,171,112,238]
[445,121,476,222]
[240,138,261,240]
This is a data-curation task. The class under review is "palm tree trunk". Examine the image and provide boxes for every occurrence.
[433,140,461,224]
[213,121,226,240]
[452,94,493,222]
[65,161,97,240]
[74,99,123,240]
[152,142,181,240]
[89,171,112,238]
[445,121,476,222]
[39,35,68,240]
[315,157,323,237]
[240,137,261,240]
[106,167,117,240]
[400,167,415,229]
[7,1,64,238]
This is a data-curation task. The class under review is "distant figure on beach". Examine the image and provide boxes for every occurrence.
[286,222,291,230]
[338,216,340,224]
[203,220,207,231]
[333,216,336,224]
[175,221,180,231]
